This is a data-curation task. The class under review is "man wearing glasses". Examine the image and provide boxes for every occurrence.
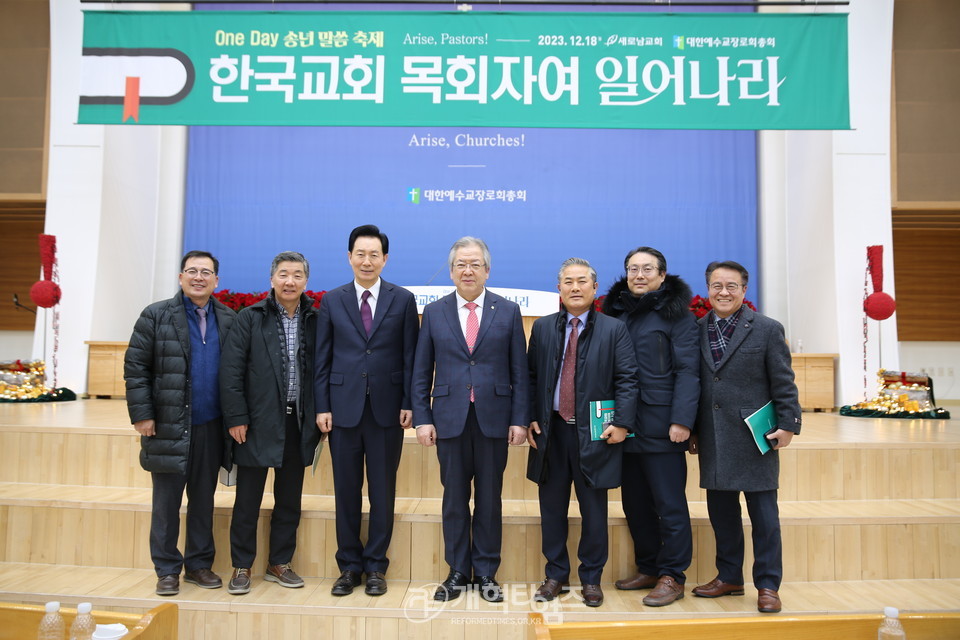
[412,237,529,603]
[691,260,801,614]
[602,247,699,607]
[125,251,236,596]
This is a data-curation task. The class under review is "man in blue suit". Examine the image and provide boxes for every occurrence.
[315,225,420,597]
[412,236,529,603]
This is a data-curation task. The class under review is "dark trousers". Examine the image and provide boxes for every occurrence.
[329,397,404,574]
[150,418,223,577]
[621,451,693,583]
[230,413,306,569]
[435,404,508,578]
[706,488,782,590]
[539,414,609,585]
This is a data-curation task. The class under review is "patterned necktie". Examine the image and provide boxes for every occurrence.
[465,302,479,402]
[360,290,373,336]
[558,317,580,422]
[196,308,207,343]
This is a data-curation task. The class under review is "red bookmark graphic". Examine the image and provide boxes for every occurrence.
[123,76,141,122]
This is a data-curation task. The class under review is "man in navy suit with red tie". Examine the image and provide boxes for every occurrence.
[412,236,529,603]
[315,224,420,597]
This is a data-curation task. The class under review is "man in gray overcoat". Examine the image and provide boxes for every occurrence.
[691,260,801,614]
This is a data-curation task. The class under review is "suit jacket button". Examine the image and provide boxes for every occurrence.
[361,372,367,378]
[470,360,476,366]
[366,349,372,355]
[714,377,720,382]
[466,384,472,390]
[714,403,720,409]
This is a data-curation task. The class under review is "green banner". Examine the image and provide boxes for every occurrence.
[79,10,849,130]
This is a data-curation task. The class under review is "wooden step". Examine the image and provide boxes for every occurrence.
[2,400,959,502]
[1,563,958,640]
[3,483,958,583]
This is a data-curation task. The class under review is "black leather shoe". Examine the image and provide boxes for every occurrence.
[156,574,179,596]
[434,570,469,601]
[331,570,362,596]
[365,572,387,596]
[474,575,503,603]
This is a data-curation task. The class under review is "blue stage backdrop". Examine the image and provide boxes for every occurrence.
[184,3,758,306]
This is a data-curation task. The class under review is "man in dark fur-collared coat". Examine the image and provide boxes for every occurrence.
[602,246,699,607]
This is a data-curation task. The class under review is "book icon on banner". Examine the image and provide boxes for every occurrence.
[589,399,634,441]
[743,401,778,455]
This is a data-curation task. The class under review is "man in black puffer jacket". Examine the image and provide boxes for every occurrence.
[124,250,236,596]
[602,246,699,607]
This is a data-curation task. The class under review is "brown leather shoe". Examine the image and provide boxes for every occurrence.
[534,578,564,602]
[642,575,684,607]
[692,577,745,598]
[615,572,658,590]
[582,584,604,607]
[184,568,222,589]
[156,574,179,596]
[227,568,251,595]
[266,564,304,588]
[757,588,782,613]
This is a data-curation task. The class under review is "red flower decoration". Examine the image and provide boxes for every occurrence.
[591,293,757,318]
[214,289,326,311]
[689,294,757,319]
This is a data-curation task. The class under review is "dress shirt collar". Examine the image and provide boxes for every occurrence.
[455,288,486,310]
[354,278,382,302]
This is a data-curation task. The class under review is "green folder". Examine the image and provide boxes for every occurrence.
[743,401,777,455]
[589,399,634,441]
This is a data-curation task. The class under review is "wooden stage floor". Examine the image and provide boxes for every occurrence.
[1,399,958,639]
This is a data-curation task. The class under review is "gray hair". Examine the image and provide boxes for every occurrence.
[270,251,310,279]
[447,236,491,270]
[558,257,597,284]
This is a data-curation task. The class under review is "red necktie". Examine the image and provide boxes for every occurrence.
[360,290,373,336]
[465,302,479,402]
[558,317,579,422]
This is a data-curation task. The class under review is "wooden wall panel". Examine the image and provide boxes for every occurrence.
[0,203,45,330]
[892,223,960,341]
[0,0,49,199]
[893,0,960,205]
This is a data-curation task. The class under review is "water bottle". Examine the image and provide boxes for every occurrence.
[37,601,64,640]
[878,606,906,639]
[69,602,96,640]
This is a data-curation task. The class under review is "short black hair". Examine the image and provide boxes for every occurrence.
[624,246,666,274]
[705,260,750,286]
[181,250,219,275]
[348,224,389,254]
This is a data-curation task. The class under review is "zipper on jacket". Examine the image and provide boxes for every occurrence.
[658,333,666,374]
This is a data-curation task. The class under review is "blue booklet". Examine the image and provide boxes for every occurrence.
[743,401,777,455]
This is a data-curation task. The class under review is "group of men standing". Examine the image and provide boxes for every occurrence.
[124,228,800,615]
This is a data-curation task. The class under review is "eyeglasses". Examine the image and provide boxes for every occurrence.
[453,262,486,272]
[183,268,215,278]
[709,282,743,293]
[626,265,659,277]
